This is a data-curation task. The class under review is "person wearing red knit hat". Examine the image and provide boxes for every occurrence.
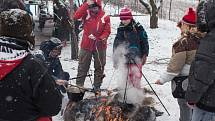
[182,8,197,26]
[177,8,198,35]
[113,7,149,105]
[119,7,133,20]
[155,7,205,121]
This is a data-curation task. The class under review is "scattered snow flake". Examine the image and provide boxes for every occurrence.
[5,96,13,102]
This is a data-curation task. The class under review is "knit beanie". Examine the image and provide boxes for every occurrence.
[0,9,35,48]
[182,8,196,26]
[119,7,133,20]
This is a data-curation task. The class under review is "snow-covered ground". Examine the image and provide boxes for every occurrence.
[52,15,181,121]
[46,4,182,121]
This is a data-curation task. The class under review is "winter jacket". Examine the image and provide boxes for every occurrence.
[53,3,70,41]
[53,3,70,28]
[113,20,149,60]
[0,37,62,121]
[37,41,69,93]
[44,57,65,80]
[73,0,111,51]
[159,32,204,84]
[185,0,215,112]
[39,41,67,81]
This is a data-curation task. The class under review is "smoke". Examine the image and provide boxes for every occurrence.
[113,45,145,105]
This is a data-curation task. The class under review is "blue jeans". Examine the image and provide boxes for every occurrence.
[191,107,215,121]
[177,98,192,121]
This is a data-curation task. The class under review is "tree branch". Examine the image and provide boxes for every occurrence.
[139,0,151,15]
[149,0,157,12]
[157,0,163,12]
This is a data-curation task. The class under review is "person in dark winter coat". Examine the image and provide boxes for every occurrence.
[53,0,70,45]
[38,3,48,31]
[185,1,215,121]
[24,0,33,16]
[37,37,70,116]
[113,7,149,104]
[113,7,149,86]
[0,9,62,121]
[74,3,83,42]
[155,8,205,121]
[39,37,70,93]
[73,0,111,94]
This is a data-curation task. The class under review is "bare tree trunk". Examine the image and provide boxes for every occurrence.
[159,0,163,18]
[45,0,48,12]
[160,5,163,18]
[69,0,79,60]
[150,11,158,28]
[139,0,159,28]
[139,0,151,14]
[77,0,81,7]
[169,0,173,20]
[149,0,158,28]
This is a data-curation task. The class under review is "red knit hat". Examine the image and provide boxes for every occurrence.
[119,7,133,20]
[182,8,196,26]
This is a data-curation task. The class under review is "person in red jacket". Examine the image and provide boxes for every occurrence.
[73,0,111,94]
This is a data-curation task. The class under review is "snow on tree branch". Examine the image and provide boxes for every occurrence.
[139,0,163,15]
[139,0,151,14]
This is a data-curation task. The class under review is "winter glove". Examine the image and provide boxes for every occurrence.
[56,80,68,94]
[142,55,147,65]
[187,102,196,109]
[155,79,164,85]
[88,34,97,41]
[56,79,67,86]
[100,37,108,44]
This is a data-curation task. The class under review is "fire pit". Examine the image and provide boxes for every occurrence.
[64,94,163,121]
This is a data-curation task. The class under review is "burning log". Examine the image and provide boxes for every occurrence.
[64,94,162,121]
[64,85,163,121]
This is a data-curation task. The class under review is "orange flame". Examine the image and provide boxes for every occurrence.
[92,105,126,121]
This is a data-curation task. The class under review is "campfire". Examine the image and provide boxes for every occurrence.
[91,104,124,121]
[64,88,163,121]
